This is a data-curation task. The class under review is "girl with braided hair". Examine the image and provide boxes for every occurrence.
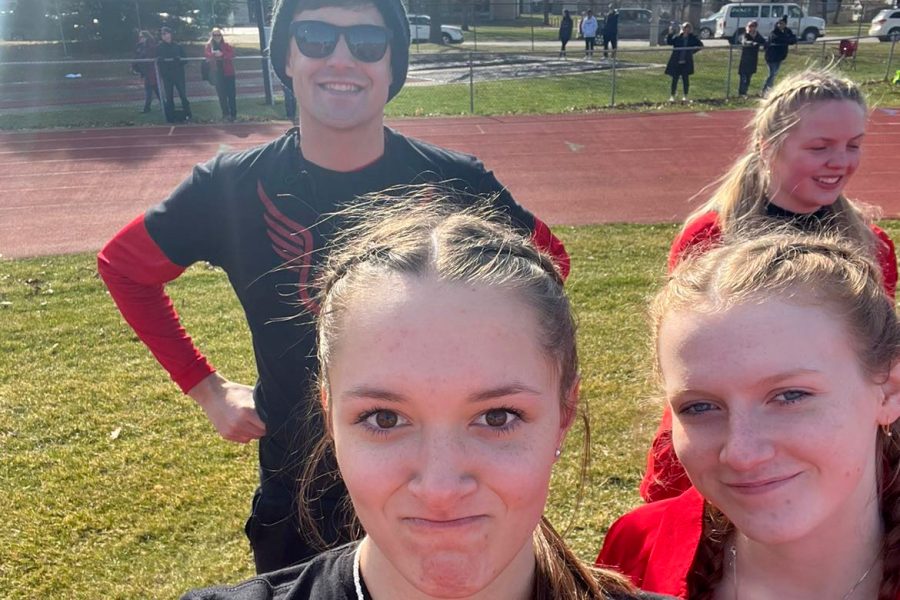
[640,69,898,504]
[183,188,671,600]
[598,232,900,600]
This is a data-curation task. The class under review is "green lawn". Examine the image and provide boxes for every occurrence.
[4,221,898,597]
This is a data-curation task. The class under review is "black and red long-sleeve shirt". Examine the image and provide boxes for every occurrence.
[98,127,570,464]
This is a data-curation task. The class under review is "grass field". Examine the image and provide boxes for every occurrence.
[4,220,899,597]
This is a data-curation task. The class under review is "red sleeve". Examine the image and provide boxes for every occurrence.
[97,214,215,394]
[204,43,213,61]
[531,218,571,280]
[222,42,235,60]
[872,224,897,300]
[596,510,657,589]
[667,211,722,273]
[597,489,704,599]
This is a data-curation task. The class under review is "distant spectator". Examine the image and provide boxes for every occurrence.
[157,26,193,123]
[738,20,766,96]
[581,10,599,58]
[559,9,573,58]
[665,22,703,102]
[133,30,160,113]
[763,16,797,94]
[205,27,237,121]
[603,8,619,59]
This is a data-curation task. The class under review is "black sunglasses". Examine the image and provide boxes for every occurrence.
[290,20,392,63]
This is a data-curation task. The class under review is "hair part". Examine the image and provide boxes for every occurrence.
[685,69,874,251]
[298,186,633,598]
[650,232,900,598]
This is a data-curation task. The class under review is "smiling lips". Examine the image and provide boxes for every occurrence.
[813,175,843,187]
[725,472,801,495]
[320,81,363,93]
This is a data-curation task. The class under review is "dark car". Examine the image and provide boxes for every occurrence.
[614,8,674,43]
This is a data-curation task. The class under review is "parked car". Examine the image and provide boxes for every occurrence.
[613,8,673,43]
[698,9,722,39]
[869,8,900,41]
[408,14,464,44]
[713,3,825,42]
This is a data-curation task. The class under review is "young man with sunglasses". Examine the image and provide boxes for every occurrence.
[98,0,569,577]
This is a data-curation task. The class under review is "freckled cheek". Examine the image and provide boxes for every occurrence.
[334,438,409,505]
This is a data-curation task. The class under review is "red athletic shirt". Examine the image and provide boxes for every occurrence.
[596,487,704,599]
[640,209,898,503]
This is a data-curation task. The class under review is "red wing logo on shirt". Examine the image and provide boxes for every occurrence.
[257,180,319,314]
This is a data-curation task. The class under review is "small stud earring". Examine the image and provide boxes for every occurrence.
[883,423,894,438]
[554,448,561,458]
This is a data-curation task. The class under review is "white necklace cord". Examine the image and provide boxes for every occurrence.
[353,542,365,600]
[729,544,879,600]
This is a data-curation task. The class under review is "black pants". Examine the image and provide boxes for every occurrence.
[670,73,690,96]
[603,36,617,57]
[142,79,160,111]
[162,71,191,122]
[738,72,753,95]
[584,36,596,55]
[560,38,570,53]
[214,75,237,119]
[245,435,353,573]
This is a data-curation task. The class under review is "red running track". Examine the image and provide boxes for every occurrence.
[1,108,898,259]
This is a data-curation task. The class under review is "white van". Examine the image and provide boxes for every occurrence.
[714,3,826,42]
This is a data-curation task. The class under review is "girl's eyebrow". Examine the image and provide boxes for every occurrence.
[807,133,865,143]
[341,383,543,404]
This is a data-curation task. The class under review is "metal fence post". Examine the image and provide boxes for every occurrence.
[820,39,826,63]
[469,52,475,114]
[888,37,898,81]
[725,43,733,100]
[531,25,535,52]
[610,55,617,106]
[154,60,165,113]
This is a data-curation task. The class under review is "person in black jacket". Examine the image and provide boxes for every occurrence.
[603,8,619,59]
[156,26,192,123]
[133,30,160,113]
[665,22,703,102]
[559,9,574,57]
[763,16,797,94]
[738,20,766,96]
[97,0,570,579]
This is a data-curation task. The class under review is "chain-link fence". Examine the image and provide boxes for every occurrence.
[0,29,896,126]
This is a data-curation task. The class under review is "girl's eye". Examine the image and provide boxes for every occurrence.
[360,409,407,431]
[476,408,523,430]
[773,389,809,404]
[678,401,718,416]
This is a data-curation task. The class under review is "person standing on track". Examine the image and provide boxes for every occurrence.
[204,28,237,122]
[157,26,193,123]
[97,0,570,577]
[581,10,599,58]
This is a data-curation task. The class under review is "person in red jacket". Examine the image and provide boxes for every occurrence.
[640,69,898,504]
[97,0,569,576]
[204,27,237,121]
[598,232,900,600]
